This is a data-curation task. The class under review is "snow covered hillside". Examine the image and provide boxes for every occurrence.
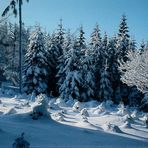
[0,94,148,148]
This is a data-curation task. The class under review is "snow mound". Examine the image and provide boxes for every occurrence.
[139,114,148,127]
[117,103,129,116]
[52,112,65,121]
[120,121,131,128]
[4,107,17,115]
[55,98,67,107]
[80,108,89,117]
[122,114,132,122]
[31,94,49,119]
[93,102,106,115]
[49,99,60,110]
[131,110,138,119]
[102,123,122,133]
[72,101,81,112]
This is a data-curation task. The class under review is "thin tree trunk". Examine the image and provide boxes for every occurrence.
[19,0,22,94]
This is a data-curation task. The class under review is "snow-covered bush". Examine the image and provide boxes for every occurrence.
[117,102,128,116]
[72,101,81,112]
[12,133,30,148]
[31,94,49,120]
[102,123,122,133]
[52,112,65,121]
[55,98,67,107]
[120,121,131,128]
[80,108,89,117]
[81,115,88,122]
[131,110,138,119]
[122,113,133,125]
[49,99,60,110]
[93,102,106,115]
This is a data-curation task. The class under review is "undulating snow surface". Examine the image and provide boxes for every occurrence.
[0,94,148,148]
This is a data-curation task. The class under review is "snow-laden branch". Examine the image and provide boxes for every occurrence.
[119,50,148,93]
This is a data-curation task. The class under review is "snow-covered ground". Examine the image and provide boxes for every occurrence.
[0,94,148,148]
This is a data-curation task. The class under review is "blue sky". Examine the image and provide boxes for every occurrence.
[0,0,148,45]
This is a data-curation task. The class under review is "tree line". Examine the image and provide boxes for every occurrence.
[0,15,148,110]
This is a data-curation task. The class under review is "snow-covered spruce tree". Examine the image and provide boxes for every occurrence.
[95,33,109,101]
[116,14,131,104]
[76,26,95,102]
[90,23,102,48]
[89,24,102,100]
[99,60,113,102]
[3,23,19,86]
[45,33,58,96]
[56,29,72,91]
[23,26,49,95]
[128,38,137,52]
[0,22,9,84]
[139,41,145,54]
[117,14,130,62]
[46,20,65,96]
[81,48,96,101]
[107,36,121,102]
[55,19,65,56]
[59,41,82,101]
[63,29,72,53]
[76,25,86,51]
[60,26,94,101]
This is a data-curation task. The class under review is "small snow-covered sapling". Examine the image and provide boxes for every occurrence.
[12,132,30,148]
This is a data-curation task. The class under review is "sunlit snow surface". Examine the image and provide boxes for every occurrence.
[0,95,148,148]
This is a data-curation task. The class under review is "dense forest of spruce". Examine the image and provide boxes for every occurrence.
[0,15,148,111]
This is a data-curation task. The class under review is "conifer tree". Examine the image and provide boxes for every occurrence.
[59,41,82,101]
[99,60,113,101]
[139,41,145,54]
[107,36,120,101]
[81,49,96,101]
[128,38,137,52]
[116,14,131,103]
[117,14,130,62]
[56,29,72,90]
[90,24,102,100]
[55,19,65,56]
[45,33,58,96]
[90,23,102,48]
[23,26,48,95]
[48,20,65,96]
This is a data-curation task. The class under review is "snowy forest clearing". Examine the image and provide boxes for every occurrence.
[0,95,148,148]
